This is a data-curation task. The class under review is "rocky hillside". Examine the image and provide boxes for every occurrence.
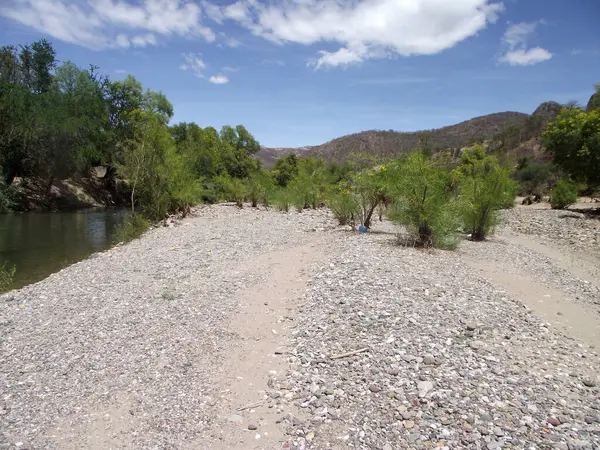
[257,104,562,166]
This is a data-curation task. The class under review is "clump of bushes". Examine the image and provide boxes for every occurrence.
[550,179,578,209]
[453,146,517,241]
[113,214,150,243]
[0,262,16,293]
[384,152,461,249]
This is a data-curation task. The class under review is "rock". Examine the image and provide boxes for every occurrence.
[369,385,382,393]
[582,379,597,387]
[227,414,243,423]
[404,420,415,429]
[548,417,561,426]
[423,355,435,365]
[382,444,393,450]
[494,426,504,437]
[417,380,434,397]
[248,424,258,430]
[584,416,596,424]
[469,340,485,350]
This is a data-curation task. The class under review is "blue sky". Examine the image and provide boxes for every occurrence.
[1,0,599,148]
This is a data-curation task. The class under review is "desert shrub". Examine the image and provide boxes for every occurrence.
[454,147,517,240]
[245,176,264,208]
[113,214,150,243]
[0,262,16,293]
[272,188,292,212]
[550,179,578,209]
[514,159,553,196]
[384,152,461,249]
[213,173,246,207]
[326,182,359,226]
[245,169,274,207]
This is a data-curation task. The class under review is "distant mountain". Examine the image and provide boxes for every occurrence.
[257,105,562,167]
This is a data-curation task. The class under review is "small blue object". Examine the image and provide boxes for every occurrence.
[358,225,368,233]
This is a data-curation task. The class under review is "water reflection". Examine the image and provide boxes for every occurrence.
[0,208,128,289]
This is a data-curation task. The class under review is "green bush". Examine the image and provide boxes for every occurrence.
[550,179,578,209]
[0,262,16,293]
[326,183,359,226]
[113,214,150,243]
[245,170,274,207]
[454,147,517,240]
[272,188,292,212]
[384,152,461,249]
[515,160,552,196]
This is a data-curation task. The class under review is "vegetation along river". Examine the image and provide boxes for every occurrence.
[0,208,128,290]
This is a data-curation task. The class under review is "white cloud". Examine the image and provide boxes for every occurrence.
[500,47,552,66]
[225,37,242,48]
[215,0,505,68]
[499,21,552,66]
[0,0,215,49]
[114,68,128,74]
[222,66,239,72]
[180,53,206,78]
[209,74,229,84]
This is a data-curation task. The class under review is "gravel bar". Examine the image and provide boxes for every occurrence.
[2,205,599,450]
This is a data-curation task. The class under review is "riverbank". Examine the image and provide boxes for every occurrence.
[7,169,128,212]
[1,205,599,449]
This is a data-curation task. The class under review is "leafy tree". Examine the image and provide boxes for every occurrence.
[453,146,517,240]
[543,108,600,184]
[271,153,298,187]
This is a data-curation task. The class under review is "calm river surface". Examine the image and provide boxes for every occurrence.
[0,208,128,290]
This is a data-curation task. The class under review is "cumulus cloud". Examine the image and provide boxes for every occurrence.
[0,0,215,49]
[210,0,505,68]
[498,21,552,66]
[209,74,229,84]
[180,53,206,78]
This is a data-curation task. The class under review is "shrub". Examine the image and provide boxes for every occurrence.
[454,147,517,240]
[0,262,16,293]
[113,214,150,243]
[384,152,461,249]
[214,173,246,207]
[245,170,274,208]
[550,179,578,209]
[352,170,386,228]
[272,189,292,212]
[515,160,552,196]
[326,183,359,226]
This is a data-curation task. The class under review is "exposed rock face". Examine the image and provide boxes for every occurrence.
[532,101,563,121]
[586,92,600,111]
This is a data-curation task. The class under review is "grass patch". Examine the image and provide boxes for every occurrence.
[113,214,150,244]
[0,262,16,293]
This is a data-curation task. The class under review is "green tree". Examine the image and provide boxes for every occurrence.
[384,152,460,249]
[271,153,298,187]
[543,108,600,184]
[454,146,517,241]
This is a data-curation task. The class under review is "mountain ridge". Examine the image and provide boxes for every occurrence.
[256,104,561,167]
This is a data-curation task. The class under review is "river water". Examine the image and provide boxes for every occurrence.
[0,208,128,290]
